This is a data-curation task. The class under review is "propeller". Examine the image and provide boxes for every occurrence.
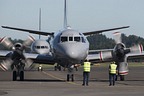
[99,32,143,76]
[0,36,35,71]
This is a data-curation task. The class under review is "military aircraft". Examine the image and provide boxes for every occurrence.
[1,0,131,81]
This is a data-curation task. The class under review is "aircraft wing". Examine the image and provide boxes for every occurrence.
[2,26,54,36]
[87,49,144,63]
[24,53,55,64]
[126,52,144,60]
[0,50,12,59]
[86,50,113,63]
[83,26,130,36]
[0,51,55,65]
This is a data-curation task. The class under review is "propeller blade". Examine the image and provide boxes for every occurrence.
[23,35,35,46]
[130,44,143,53]
[113,32,122,44]
[0,36,13,49]
[0,58,13,71]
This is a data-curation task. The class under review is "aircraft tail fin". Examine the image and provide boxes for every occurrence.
[39,8,41,39]
[64,0,68,29]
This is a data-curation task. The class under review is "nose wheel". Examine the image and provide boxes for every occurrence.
[67,74,74,82]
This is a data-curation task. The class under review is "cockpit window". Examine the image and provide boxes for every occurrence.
[61,36,68,42]
[81,37,86,43]
[69,37,73,41]
[74,37,80,42]
[41,46,45,49]
[36,46,40,49]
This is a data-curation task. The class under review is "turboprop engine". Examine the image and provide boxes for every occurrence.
[99,32,143,80]
[0,36,35,71]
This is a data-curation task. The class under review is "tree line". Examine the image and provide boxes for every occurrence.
[87,33,144,50]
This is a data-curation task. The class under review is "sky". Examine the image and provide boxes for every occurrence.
[0,0,144,40]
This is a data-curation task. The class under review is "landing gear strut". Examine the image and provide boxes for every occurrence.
[66,65,74,82]
[67,74,74,82]
[54,64,61,71]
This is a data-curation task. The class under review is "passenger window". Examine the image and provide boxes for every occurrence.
[74,37,80,42]
[69,37,73,41]
[61,37,68,42]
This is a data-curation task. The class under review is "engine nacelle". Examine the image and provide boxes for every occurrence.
[118,62,129,75]
[100,51,113,61]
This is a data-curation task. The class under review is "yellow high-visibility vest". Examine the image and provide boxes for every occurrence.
[110,63,117,74]
[83,62,91,72]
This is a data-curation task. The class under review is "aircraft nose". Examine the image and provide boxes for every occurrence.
[65,46,86,60]
[65,48,81,60]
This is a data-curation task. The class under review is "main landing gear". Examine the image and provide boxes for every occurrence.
[12,63,25,81]
[115,75,125,81]
[13,70,24,81]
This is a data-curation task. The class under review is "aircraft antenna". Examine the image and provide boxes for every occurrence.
[64,0,68,29]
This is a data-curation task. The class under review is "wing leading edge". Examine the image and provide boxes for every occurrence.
[83,26,130,36]
[2,26,54,36]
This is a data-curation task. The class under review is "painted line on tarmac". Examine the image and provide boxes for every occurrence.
[42,71,81,86]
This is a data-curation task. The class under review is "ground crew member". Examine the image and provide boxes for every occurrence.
[109,61,117,86]
[82,59,91,86]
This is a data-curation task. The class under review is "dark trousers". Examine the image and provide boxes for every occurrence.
[109,73,116,86]
[83,72,90,86]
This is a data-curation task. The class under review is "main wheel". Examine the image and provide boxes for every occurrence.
[13,71,17,81]
[71,74,74,82]
[54,66,57,71]
[120,75,125,81]
[20,71,24,81]
[67,74,70,81]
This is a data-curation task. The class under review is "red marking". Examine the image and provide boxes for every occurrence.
[140,44,143,53]
[113,32,120,35]
[0,36,6,43]
[0,64,7,71]
[119,72,128,75]
[29,35,35,41]
[100,52,103,61]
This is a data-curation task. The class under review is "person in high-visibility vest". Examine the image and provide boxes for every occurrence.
[82,59,91,86]
[109,61,118,86]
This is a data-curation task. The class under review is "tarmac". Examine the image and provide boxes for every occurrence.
[0,63,144,96]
